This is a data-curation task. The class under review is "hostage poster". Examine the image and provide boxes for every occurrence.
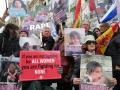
[80,55,113,90]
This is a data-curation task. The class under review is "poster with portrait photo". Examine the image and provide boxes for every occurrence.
[8,0,28,17]
[64,28,85,56]
[19,37,42,50]
[53,0,67,24]
[0,56,20,83]
[80,55,113,90]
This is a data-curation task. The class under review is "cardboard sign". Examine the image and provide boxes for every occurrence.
[8,0,27,17]
[53,1,67,24]
[64,28,85,56]
[19,51,61,81]
[80,55,113,90]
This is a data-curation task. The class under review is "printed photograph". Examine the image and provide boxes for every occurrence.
[64,28,85,56]
[80,55,113,90]
[8,0,27,17]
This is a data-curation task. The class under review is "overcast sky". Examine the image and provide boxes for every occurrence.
[0,0,7,17]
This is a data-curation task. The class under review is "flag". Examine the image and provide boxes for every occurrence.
[89,0,96,12]
[74,0,81,21]
[100,0,120,23]
[96,22,119,55]
[73,0,81,28]
[73,15,80,28]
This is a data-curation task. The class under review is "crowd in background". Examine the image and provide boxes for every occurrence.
[0,0,120,90]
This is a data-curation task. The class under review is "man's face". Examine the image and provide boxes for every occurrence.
[90,67,103,82]
[42,28,51,37]
[82,21,90,32]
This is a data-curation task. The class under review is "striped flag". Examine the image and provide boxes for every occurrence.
[96,22,119,55]
[89,0,96,12]
[100,0,120,23]
[73,0,81,28]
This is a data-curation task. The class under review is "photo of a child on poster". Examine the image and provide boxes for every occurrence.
[80,55,114,90]
[64,28,85,56]
[8,0,27,16]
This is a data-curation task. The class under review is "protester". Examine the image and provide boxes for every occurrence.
[83,35,96,55]
[0,23,20,57]
[20,28,29,37]
[81,20,93,35]
[105,26,120,90]
[93,28,101,39]
[99,23,110,34]
[42,27,55,50]
[53,35,74,90]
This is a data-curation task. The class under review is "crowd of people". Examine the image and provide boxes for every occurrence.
[0,0,120,90]
[0,19,119,90]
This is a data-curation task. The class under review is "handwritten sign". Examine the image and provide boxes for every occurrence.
[19,51,61,81]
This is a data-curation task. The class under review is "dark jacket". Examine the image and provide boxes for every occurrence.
[86,31,93,35]
[42,36,55,50]
[0,33,20,57]
[71,56,81,90]
[105,32,120,90]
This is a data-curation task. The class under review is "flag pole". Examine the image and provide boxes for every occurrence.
[93,0,100,23]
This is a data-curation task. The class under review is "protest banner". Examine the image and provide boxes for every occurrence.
[53,0,67,24]
[80,55,113,90]
[64,28,85,56]
[0,82,21,90]
[8,0,27,17]
[19,51,61,81]
[0,56,20,82]
[19,37,42,50]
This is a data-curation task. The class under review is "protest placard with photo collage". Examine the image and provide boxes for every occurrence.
[80,55,113,90]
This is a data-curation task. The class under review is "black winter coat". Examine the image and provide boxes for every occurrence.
[105,34,120,90]
[0,33,20,57]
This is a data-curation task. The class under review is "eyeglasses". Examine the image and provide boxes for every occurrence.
[86,41,96,45]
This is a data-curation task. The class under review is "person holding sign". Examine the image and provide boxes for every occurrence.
[42,27,55,50]
[82,61,116,89]
[72,57,117,90]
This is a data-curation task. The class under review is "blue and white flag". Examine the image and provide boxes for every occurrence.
[100,0,120,23]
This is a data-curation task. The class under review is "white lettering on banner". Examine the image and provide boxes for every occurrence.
[35,69,46,74]
[32,59,55,64]
[30,23,50,30]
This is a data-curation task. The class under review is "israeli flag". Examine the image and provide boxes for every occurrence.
[100,0,120,23]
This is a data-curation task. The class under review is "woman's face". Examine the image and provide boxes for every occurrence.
[90,67,103,82]
[94,29,101,36]
[20,31,28,37]
[70,36,80,45]
[15,0,22,8]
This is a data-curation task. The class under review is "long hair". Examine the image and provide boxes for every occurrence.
[12,0,27,12]
[3,23,19,38]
